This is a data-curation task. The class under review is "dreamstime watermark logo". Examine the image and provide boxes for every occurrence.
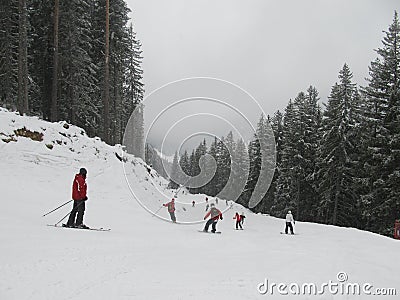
[121,77,276,223]
[257,272,397,296]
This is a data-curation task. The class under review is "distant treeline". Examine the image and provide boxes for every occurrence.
[168,12,400,237]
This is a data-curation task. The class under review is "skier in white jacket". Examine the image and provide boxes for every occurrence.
[285,210,295,234]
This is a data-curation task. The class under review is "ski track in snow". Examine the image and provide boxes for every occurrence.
[0,108,399,300]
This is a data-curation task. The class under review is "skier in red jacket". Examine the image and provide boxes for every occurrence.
[163,198,176,223]
[203,203,223,233]
[65,168,89,228]
[233,212,243,230]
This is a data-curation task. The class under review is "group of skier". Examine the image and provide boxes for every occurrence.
[159,197,295,234]
[162,196,251,233]
[61,168,296,234]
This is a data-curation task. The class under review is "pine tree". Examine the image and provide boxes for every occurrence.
[217,132,234,200]
[50,0,59,121]
[28,0,53,117]
[272,87,322,221]
[189,140,207,194]
[262,111,283,214]
[58,0,100,134]
[362,11,400,234]
[179,150,191,178]
[124,23,144,108]
[203,137,219,196]
[316,64,362,226]
[230,138,249,203]
[123,23,144,143]
[242,114,275,209]
[18,0,29,114]
[301,86,322,221]
[272,100,297,215]
[168,152,180,189]
[0,1,19,109]
[103,0,110,143]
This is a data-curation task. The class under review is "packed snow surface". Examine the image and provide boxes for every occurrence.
[0,108,399,300]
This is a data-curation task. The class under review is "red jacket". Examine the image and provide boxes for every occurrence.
[233,213,241,222]
[163,200,175,212]
[204,207,222,221]
[72,174,87,201]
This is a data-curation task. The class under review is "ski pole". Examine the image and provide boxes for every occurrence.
[42,200,73,217]
[152,205,164,217]
[54,201,84,225]
[54,210,73,226]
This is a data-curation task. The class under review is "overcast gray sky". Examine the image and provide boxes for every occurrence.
[125,0,399,155]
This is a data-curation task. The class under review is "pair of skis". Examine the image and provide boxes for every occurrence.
[47,224,110,231]
[198,230,222,234]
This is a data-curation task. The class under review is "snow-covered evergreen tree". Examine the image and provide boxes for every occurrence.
[190,139,208,194]
[27,0,53,116]
[241,114,275,209]
[316,64,362,226]
[203,137,219,196]
[230,137,249,203]
[58,0,99,135]
[179,150,191,179]
[362,11,400,234]
[168,152,180,189]
[0,1,21,110]
[216,132,234,199]
[272,100,297,215]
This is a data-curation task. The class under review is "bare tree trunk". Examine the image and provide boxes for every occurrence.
[332,177,340,225]
[18,0,28,114]
[103,0,110,143]
[296,178,300,219]
[50,0,59,121]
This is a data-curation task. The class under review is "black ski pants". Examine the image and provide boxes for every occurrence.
[204,219,218,232]
[67,200,85,226]
[236,220,243,229]
[169,211,176,222]
[285,222,294,234]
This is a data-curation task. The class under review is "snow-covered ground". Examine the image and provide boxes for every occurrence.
[0,107,399,300]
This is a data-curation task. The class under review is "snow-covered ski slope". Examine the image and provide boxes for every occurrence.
[0,107,399,300]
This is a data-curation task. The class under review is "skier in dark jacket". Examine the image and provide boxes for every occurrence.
[65,168,89,228]
[233,212,243,230]
[240,212,246,225]
[203,203,223,233]
[163,198,176,223]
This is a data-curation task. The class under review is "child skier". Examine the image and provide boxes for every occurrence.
[203,203,223,233]
[163,198,176,223]
[285,210,295,234]
[233,212,243,230]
